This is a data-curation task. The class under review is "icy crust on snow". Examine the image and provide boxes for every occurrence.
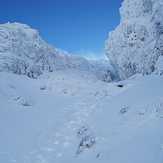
[0,22,113,81]
[105,0,163,80]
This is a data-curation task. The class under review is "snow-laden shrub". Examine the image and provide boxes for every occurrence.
[76,136,96,154]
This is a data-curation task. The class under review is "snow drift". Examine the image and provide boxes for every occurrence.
[105,0,163,80]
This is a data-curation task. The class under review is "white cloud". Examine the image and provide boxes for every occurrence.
[76,49,108,60]
[54,47,69,54]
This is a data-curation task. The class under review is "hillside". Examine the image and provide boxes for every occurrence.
[0,22,113,82]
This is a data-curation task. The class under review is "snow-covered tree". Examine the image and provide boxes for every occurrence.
[105,0,163,80]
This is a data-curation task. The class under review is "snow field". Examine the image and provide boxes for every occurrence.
[0,71,163,162]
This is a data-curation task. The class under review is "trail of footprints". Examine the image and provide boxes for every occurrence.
[24,97,99,162]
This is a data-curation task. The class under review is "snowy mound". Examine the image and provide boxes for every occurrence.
[0,22,113,81]
[105,0,163,80]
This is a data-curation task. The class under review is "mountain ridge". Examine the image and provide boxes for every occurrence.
[0,22,113,82]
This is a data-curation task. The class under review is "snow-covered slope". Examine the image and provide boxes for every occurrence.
[0,22,113,82]
[105,0,163,80]
[0,70,163,163]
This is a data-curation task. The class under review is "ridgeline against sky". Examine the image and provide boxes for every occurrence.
[0,0,123,59]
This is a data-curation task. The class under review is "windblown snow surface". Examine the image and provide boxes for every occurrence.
[0,70,163,163]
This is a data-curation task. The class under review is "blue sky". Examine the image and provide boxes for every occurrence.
[0,0,123,59]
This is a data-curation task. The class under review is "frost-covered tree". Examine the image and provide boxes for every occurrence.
[105,0,163,80]
[0,22,113,81]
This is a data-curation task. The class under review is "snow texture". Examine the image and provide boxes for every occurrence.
[0,22,113,82]
[105,0,163,80]
[0,71,163,163]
